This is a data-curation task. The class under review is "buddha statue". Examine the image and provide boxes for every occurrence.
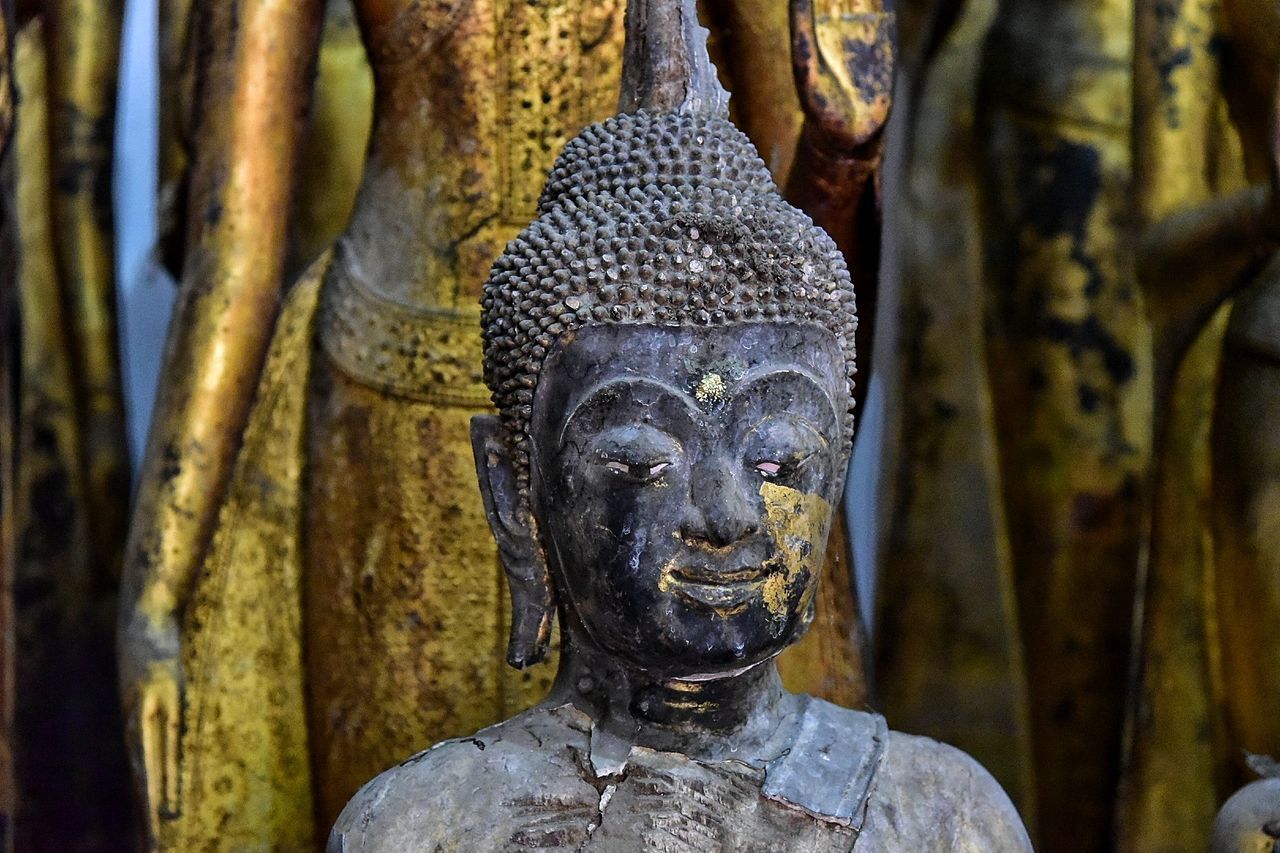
[330,1,1030,848]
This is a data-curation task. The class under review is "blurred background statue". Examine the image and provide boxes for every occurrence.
[875,0,1280,848]
[2,1,133,850]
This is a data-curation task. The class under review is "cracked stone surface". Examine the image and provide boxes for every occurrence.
[329,704,1032,851]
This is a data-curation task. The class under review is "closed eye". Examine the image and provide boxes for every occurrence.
[603,459,672,481]
[750,450,818,481]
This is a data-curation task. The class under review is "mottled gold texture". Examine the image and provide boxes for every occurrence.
[976,0,1142,844]
[303,0,626,827]
[1205,0,1280,820]
[777,513,866,708]
[1212,263,1280,805]
[287,0,372,278]
[305,347,512,824]
[873,0,1034,818]
[1120,0,1280,844]
[170,260,324,851]
[1120,307,1230,851]
[12,22,132,849]
[759,482,831,619]
[44,0,130,587]
[118,0,325,845]
[785,0,893,414]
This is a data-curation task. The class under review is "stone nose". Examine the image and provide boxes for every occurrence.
[683,462,761,548]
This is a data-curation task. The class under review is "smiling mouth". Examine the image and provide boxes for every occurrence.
[665,564,778,612]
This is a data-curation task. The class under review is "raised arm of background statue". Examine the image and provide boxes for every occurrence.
[785,0,893,249]
[1139,68,1280,383]
[117,0,324,843]
[785,0,894,416]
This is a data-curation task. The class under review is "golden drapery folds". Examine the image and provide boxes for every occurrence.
[123,0,886,847]
[41,0,131,585]
[873,0,1036,824]
[1119,0,1280,847]
[6,5,133,850]
[976,0,1144,847]
[882,0,1146,846]
[877,0,1280,847]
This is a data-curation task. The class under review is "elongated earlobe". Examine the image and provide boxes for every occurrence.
[471,415,555,667]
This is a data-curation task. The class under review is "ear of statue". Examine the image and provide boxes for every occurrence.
[471,415,555,668]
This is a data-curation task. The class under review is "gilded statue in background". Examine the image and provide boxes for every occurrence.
[1119,9,1280,847]
[874,0,1280,847]
[975,0,1144,843]
[4,2,133,849]
[120,0,891,848]
[0,5,17,843]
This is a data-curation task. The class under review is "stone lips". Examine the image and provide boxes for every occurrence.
[481,108,859,490]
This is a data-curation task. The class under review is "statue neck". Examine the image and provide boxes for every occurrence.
[548,629,799,769]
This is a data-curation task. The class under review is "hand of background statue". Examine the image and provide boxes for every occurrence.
[789,0,895,154]
[120,611,183,837]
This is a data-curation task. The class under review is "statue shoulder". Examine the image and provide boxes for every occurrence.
[864,730,1032,851]
[327,705,597,852]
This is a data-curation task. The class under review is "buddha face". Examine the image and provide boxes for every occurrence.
[527,322,849,678]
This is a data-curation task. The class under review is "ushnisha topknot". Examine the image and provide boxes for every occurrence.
[479,0,856,494]
[480,107,859,492]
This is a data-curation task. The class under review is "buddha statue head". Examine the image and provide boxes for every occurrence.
[472,0,857,683]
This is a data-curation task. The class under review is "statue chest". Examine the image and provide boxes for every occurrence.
[577,749,861,852]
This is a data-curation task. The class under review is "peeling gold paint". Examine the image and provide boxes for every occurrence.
[776,513,868,708]
[759,482,831,620]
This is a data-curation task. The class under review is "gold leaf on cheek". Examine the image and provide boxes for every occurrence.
[759,482,832,619]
